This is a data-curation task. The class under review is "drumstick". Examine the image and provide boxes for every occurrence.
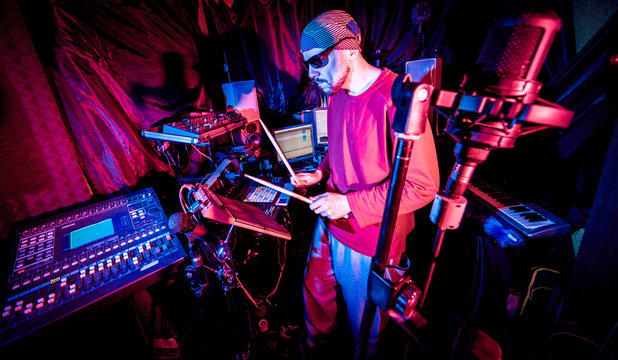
[258,118,298,182]
[244,174,312,204]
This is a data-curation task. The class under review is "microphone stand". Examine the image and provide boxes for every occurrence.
[356,10,578,359]
[356,80,574,360]
[356,78,433,359]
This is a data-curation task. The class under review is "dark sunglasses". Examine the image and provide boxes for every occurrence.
[302,37,355,70]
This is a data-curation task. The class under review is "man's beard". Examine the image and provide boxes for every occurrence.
[317,65,350,96]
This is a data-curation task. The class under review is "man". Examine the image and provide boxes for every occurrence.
[293,9,440,358]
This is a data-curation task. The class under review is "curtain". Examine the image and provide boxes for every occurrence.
[45,0,431,194]
[42,0,576,194]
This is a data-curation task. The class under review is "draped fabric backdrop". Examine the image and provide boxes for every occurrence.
[27,0,579,196]
[44,0,436,196]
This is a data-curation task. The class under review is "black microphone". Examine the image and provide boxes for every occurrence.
[168,212,211,243]
[472,6,562,103]
[437,7,567,201]
[424,6,572,311]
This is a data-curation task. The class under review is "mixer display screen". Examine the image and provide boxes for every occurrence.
[68,219,114,250]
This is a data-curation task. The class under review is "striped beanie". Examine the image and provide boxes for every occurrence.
[300,10,362,52]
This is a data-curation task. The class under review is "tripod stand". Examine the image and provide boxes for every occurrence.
[356,8,575,359]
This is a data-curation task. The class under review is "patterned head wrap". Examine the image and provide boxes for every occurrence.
[300,10,362,52]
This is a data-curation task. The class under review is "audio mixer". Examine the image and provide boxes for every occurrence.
[141,109,247,145]
[0,188,187,346]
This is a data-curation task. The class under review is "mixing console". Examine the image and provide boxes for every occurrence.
[141,109,247,145]
[0,188,187,346]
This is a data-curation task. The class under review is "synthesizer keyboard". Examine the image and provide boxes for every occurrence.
[467,178,571,239]
[0,188,187,346]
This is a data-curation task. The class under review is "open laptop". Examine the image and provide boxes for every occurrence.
[272,123,317,172]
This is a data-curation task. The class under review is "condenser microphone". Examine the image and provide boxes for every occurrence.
[436,6,571,152]
[168,212,211,243]
[471,6,562,103]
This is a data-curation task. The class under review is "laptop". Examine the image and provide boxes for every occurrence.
[272,123,317,172]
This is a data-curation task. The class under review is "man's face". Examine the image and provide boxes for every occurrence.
[302,47,350,96]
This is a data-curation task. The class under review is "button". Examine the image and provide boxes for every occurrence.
[23,303,34,315]
[11,280,20,291]
[14,300,24,312]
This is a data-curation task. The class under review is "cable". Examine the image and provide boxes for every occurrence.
[236,274,260,309]
[178,183,197,213]
[191,144,213,161]
[267,237,286,299]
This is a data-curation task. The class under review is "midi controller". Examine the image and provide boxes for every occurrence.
[141,109,247,145]
[0,188,187,346]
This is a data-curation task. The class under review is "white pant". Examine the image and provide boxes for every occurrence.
[303,218,406,357]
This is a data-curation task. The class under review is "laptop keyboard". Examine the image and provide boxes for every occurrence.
[291,159,317,171]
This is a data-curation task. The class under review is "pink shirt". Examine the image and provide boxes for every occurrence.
[317,69,440,257]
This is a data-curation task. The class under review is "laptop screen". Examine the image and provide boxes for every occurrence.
[313,107,328,146]
[272,123,314,163]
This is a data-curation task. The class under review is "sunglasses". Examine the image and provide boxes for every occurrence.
[302,37,355,70]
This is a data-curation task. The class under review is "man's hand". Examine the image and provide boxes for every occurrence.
[309,192,351,220]
[291,170,323,188]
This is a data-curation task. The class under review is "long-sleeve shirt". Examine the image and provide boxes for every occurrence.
[317,68,440,257]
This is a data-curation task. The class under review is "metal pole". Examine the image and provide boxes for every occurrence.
[355,78,433,359]
[356,138,415,359]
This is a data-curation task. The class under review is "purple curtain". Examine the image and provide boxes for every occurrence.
[43,0,573,194]
[45,0,427,194]
[50,1,203,194]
